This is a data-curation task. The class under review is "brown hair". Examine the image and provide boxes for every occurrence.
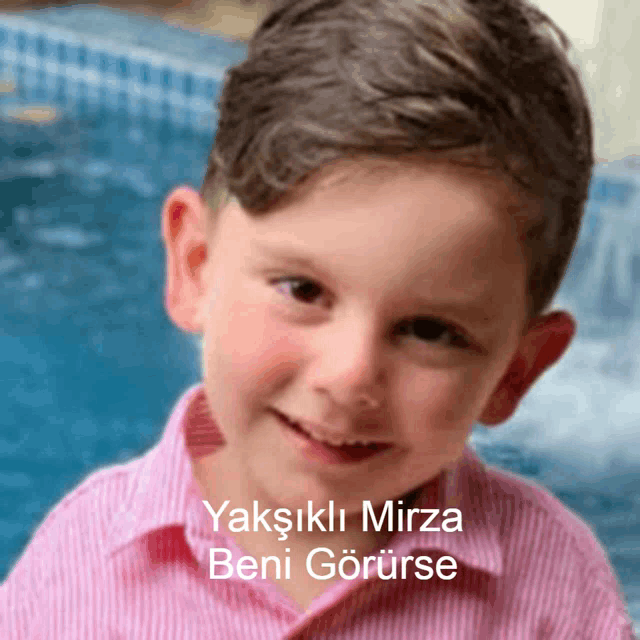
[201,0,594,318]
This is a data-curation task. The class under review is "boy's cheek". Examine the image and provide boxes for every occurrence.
[400,367,482,429]
[211,301,305,391]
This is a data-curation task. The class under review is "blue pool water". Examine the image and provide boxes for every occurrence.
[0,106,209,560]
[1,7,640,636]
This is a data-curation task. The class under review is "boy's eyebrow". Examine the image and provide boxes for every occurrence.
[251,241,499,326]
[251,242,322,273]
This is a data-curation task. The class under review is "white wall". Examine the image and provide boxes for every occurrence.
[530,0,639,162]
[532,0,603,48]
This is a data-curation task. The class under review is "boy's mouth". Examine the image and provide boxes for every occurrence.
[272,410,393,464]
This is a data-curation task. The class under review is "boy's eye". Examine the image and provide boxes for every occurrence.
[272,276,326,305]
[270,277,473,351]
[395,317,471,350]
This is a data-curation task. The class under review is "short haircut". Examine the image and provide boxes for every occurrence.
[201,0,594,319]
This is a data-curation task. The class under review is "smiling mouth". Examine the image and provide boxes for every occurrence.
[273,410,393,464]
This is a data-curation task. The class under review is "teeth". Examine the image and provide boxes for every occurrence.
[300,423,376,447]
[345,438,372,446]
[282,413,384,448]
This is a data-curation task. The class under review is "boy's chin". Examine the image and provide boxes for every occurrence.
[265,483,423,521]
[260,484,370,524]
[269,486,361,514]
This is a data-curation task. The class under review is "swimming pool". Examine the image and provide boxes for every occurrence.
[1,6,639,633]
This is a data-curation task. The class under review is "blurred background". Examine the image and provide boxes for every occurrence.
[0,0,639,635]
[1,0,271,42]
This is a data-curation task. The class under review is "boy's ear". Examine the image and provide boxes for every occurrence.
[479,311,576,426]
[162,185,210,333]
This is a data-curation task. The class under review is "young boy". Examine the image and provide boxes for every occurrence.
[1,0,635,637]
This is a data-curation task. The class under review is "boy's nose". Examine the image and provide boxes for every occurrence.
[310,320,386,411]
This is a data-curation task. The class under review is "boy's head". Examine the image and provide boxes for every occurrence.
[162,0,591,515]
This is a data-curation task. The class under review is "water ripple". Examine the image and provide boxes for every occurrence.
[32,226,106,249]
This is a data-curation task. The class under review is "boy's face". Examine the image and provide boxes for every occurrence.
[163,159,574,515]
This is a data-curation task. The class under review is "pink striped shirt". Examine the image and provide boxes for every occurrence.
[1,383,635,639]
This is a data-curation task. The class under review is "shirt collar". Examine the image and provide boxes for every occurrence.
[108,383,503,577]
[108,383,216,554]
